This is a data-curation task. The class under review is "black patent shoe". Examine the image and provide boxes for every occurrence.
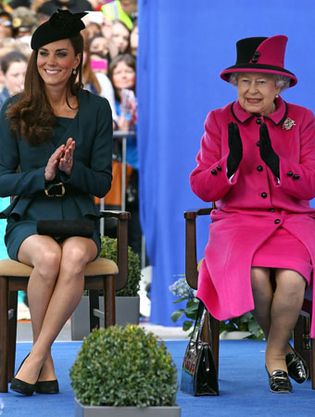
[10,377,35,396]
[266,367,292,393]
[35,379,59,394]
[286,348,309,384]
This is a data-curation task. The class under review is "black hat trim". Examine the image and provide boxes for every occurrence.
[223,63,295,77]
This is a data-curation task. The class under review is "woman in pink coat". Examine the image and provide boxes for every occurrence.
[190,35,315,393]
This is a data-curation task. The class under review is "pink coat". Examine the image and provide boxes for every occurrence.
[190,97,315,337]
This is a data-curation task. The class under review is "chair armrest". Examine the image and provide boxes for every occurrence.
[184,206,214,290]
[99,210,130,291]
[184,207,212,220]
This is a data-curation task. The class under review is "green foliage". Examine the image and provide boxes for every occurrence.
[170,277,264,340]
[70,325,178,407]
[100,236,141,296]
[220,313,264,339]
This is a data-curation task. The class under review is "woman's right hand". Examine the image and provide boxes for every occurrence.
[44,144,66,181]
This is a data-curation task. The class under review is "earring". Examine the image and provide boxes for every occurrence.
[275,94,279,98]
[72,68,77,75]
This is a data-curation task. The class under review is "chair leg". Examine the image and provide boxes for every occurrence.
[294,314,311,372]
[0,276,9,392]
[209,315,220,376]
[104,275,116,327]
[89,289,100,332]
[8,291,18,381]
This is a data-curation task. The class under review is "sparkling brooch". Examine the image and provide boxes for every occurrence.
[282,117,296,130]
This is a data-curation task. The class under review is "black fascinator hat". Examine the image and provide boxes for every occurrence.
[31,9,87,50]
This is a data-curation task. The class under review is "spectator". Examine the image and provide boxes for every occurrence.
[89,33,109,63]
[83,37,117,121]
[11,6,38,41]
[0,10,16,39]
[84,19,102,40]
[0,50,27,109]
[109,53,142,256]
[110,19,130,55]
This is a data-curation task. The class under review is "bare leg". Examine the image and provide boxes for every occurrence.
[15,236,97,384]
[251,267,273,337]
[18,235,62,380]
[266,269,306,373]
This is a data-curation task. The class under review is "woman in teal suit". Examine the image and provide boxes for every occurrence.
[0,10,113,396]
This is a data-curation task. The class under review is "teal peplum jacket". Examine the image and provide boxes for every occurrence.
[0,89,113,259]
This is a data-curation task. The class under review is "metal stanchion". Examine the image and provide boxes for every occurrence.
[99,197,105,236]
[113,130,136,212]
[99,131,135,235]
[121,136,127,211]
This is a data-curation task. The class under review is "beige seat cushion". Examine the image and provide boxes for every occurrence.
[0,258,118,277]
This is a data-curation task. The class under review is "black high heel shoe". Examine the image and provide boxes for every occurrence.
[265,367,292,393]
[286,345,309,384]
[10,354,36,396]
[35,379,59,394]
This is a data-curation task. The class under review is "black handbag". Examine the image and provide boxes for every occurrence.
[180,300,219,396]
[37,219,94,239]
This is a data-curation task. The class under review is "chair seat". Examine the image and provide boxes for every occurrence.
[85,258,118,276]
[0,259,33,276]
[0,258,118,277]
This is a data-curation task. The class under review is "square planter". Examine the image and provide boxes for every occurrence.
[74,398,181,417]
[71,296,140,340]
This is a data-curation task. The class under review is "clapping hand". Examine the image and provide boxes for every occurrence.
[58,137,76,176]
[227,122,243,178]
[259,124,280,178]
[44,138,76,181]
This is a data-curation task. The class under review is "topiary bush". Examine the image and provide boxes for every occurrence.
[100,236,141,296]
[70,325,178,407]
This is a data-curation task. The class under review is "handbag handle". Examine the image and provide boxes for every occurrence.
[190,300,209,343]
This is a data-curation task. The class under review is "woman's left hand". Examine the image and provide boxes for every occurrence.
[259,124,280,178]
[58,137,76,176]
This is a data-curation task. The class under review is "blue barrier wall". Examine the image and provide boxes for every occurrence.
[137,0,315,325]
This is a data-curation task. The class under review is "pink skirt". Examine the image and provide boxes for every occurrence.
[252,228,312,284]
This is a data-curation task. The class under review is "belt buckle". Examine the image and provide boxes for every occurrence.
[45,182,65,197]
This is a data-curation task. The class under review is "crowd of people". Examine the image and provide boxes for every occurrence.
[0,0,142,257]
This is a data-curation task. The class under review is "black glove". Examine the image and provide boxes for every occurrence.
[227,122,243,178]
[259,123,280,178]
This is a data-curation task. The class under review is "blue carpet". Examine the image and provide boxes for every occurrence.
[0,340,314,417]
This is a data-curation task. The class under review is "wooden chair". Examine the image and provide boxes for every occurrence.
[184,207,315,389]
[0,210,130,393]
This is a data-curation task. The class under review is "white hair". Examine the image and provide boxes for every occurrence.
[228,72,291,91]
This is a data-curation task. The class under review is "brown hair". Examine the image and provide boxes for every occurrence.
[6,34,84,145]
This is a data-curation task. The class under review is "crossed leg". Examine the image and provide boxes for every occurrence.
[14,234,97,384]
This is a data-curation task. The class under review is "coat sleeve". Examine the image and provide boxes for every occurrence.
[0,102,46,197]
[274,109,315,200]
[60,97,113,198]
[190,110,239,202]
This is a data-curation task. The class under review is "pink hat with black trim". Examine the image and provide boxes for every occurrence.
[220,35,297,87]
